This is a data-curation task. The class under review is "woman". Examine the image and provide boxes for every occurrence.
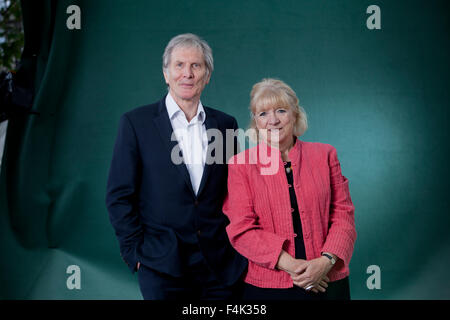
[223,78,356,300]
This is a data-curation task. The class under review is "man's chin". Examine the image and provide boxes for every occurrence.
[173,92,198,102]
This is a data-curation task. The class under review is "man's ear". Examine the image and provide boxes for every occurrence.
[163,71,169,85]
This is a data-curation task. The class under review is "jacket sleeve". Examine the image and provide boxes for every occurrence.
[321,146,357,270]
[105,114,143,273]
[223,159,288,270]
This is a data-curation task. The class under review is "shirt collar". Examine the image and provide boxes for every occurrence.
[165,92,206,124]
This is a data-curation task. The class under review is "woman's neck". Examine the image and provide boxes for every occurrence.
[279,136,295,161]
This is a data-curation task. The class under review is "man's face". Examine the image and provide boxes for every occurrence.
[163,46,210,104]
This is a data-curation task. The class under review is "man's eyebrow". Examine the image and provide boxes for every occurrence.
[173,59,203,65]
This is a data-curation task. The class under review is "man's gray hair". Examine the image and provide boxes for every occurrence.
[162,33,214,76]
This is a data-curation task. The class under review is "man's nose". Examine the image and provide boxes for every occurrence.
[182,66,193,78]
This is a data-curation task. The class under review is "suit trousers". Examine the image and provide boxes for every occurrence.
[137,256,245,300]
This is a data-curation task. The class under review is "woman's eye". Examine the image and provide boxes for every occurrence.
[277,109,287,113]
[258,112,266,117]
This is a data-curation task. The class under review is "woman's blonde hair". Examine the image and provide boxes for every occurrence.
[249,78,308,137]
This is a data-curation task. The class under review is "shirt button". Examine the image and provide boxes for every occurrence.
[293,233,297,238]
[288,184,292,188]
[291,208,295,213]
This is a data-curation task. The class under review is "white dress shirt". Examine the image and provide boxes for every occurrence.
[165,93,208,195]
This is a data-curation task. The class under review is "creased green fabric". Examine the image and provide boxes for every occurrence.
[1,0,450,299]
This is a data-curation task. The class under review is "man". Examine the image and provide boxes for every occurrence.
[106,33,247,300]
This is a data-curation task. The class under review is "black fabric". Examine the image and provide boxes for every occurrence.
[242,277,350,300]
[137,258,244,300]
[284,159,307,260]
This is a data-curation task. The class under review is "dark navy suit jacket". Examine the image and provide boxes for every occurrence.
[106,96,247,286]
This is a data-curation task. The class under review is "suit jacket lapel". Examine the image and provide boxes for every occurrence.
[153,97,196,197]
[196,109,218,197]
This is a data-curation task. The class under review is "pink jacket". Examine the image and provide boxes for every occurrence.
[223,140,356,288]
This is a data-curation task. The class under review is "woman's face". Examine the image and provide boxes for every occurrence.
[254,104,296,147]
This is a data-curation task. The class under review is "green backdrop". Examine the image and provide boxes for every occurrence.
[1,0,449,299]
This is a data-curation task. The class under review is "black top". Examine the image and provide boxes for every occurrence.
[284,160,307,260]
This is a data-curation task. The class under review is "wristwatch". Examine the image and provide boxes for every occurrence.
[321,253,336,265]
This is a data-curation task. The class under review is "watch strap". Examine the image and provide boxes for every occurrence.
[321,253,336,265]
